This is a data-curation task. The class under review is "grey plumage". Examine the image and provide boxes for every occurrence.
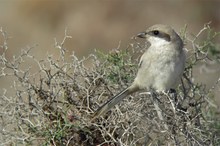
[92,24,186,120]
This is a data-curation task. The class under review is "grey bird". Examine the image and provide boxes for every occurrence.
[92,24,186,120]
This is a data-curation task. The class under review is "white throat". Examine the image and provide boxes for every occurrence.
[148,36,170,48]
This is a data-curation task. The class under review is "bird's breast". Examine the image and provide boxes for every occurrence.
[134,45,185,91]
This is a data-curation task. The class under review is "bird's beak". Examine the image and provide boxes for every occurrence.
[137,32,146,38]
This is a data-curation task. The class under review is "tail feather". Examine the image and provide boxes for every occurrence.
[92,85,138,120]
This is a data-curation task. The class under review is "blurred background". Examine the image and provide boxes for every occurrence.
[0,0,219,103]
[0,0,220,56]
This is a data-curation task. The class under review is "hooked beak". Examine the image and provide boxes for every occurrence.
[137,32,146,38]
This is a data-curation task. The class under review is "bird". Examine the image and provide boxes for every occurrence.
[92,24,186,120]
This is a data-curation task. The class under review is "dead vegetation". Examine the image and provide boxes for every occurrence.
[0,24,220,145]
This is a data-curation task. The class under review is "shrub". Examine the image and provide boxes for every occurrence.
[0,24,220,145]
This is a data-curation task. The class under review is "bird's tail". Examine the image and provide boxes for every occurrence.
[92,85,138,121]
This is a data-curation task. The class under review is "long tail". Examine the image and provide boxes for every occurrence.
[92,85,138,120]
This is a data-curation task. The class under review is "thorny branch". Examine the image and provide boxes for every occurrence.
[0,24,220,145]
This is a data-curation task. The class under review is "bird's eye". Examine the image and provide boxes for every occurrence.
[153,30,159,35]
